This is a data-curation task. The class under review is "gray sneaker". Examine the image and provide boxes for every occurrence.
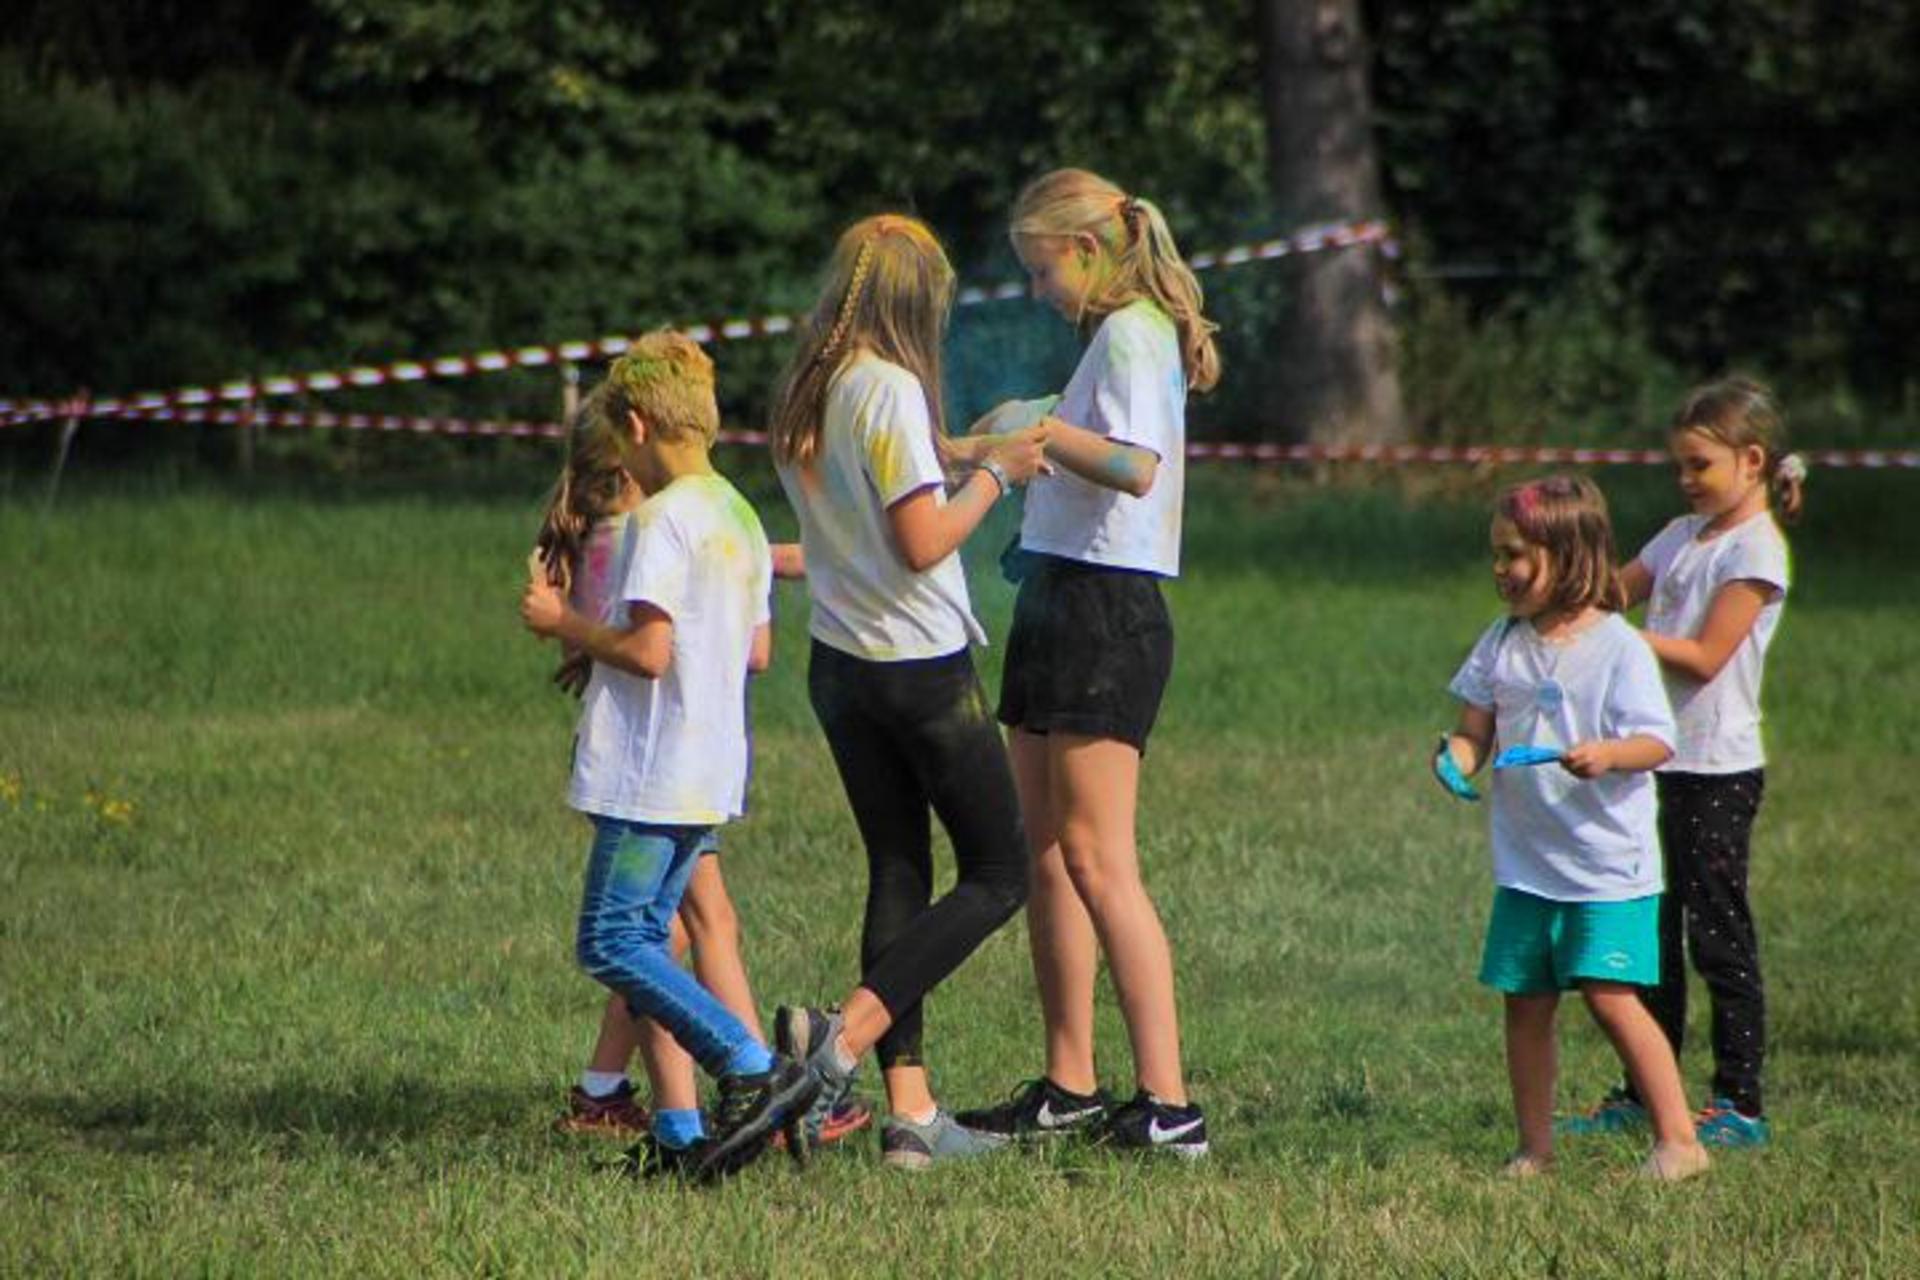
[881,1109,1011,1170]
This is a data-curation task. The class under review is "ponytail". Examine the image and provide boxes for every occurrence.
[1011,169,1220,393]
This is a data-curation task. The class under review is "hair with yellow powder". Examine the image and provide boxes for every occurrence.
[771,214,955,469]
[534,329,717,586]
[1010,168,1220,393]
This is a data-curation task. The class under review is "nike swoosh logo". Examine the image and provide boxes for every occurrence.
[1035,1100,1102,1129]
[1147,1117,1204,1143]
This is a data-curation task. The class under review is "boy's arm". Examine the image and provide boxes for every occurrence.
[1640,580,1773,682]
[1561,733,1672,779]
[522,562,673,678]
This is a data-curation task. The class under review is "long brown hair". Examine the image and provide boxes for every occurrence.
[534,382,633,590]
[1672,375,1805,524]
[1010,168,1220,393]
[1497,474,1628,615]
[770,214,955,469]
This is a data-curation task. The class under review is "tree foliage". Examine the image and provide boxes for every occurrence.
[1,0,1913,440]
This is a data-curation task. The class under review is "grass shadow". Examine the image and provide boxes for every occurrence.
[7,1074,551,1159]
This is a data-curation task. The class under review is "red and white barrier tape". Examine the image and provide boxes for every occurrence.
[1187,441,1920,468]
[0,221,1393,425]
[5,403,1910,468]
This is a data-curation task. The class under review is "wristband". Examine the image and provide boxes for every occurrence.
[979,457,1011,497]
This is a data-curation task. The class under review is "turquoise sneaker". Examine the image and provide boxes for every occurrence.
[1556,1087,1649,1136]
[1695,1098,1770,1148]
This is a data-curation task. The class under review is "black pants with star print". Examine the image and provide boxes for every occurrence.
[1640,769,1769,1117]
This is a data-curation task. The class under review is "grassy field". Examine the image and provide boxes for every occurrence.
[2,459,1916,1278]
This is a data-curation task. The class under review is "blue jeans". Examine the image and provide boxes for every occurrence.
[575,816,759,1080]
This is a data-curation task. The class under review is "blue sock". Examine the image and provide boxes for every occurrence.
[654,1108,704,1150]
[725,1041,775,1078]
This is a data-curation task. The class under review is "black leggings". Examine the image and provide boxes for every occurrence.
[1639,770,1769,1115]
[808,640,1028,1069]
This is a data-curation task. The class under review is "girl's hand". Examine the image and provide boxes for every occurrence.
[1560,740,1617,778]
[521,551,565,638]
[936,432,985,469]
[987,429,1051,487]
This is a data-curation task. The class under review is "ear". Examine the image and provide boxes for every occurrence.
[625,409,649,446]
[1740,442,1767,475]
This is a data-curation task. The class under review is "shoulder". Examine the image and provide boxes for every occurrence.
[1595,613,1657,664]
[1466,615,1520,661]
[835,353,922,401]
[1641,514,1701,560]
[1095,301,1179,362]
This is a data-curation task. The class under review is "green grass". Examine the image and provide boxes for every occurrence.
[2,463,1916,1277]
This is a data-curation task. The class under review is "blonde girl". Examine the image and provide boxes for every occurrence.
[768,214,1049,1168]
[1438,474,1709,1181]
[952,169,1217,1156]
[1563,377,1803,1148]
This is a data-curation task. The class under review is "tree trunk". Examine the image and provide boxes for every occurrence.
[1258,0,1405,444]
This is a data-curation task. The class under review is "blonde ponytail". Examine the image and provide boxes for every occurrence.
[1011,169,1220,393]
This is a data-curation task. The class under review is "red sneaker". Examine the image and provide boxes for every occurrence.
[771,1095,874,1151]
[553,1082,651,1137]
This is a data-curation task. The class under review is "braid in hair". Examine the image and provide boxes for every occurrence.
[817,236,879,368]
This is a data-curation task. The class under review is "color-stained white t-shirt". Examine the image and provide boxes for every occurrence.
[1636,512,1790,774]
[1449,613,1677,902]
[568,473,772,825]
[1020,299,1186,577]
[776,353,985,661]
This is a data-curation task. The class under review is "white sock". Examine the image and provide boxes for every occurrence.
[580,1070,627,1099]
[896,1105,938,1127]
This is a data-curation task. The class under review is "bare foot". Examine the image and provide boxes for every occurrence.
[1638,1140,1711,1182]
[1501,1152,1553,1178]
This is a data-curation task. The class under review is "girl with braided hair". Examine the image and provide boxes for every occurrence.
[769,214,1050,1169]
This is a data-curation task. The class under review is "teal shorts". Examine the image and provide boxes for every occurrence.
[1478,887,1661,994]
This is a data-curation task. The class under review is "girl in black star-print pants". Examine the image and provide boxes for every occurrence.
[1644,770,1768,1116]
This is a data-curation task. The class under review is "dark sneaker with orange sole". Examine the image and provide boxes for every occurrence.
[554,1082,650,1138]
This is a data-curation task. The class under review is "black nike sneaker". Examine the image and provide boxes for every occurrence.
[1094,1090,1209,1159]
[954,1077,1114,1141]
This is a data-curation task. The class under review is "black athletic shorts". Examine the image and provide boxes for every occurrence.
[996,553,1173,752]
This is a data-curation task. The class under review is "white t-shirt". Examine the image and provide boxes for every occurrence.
[1020,300,1186,577]
[1636,512,1791,774]
[775,353,986,661]
[568,473,772,825]
[1449,613,1677,902]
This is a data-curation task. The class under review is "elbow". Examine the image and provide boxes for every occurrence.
[899,541,945,573]
[1118,456,1158,498]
